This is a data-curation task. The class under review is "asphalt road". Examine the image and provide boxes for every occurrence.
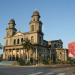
[0,65,75,75]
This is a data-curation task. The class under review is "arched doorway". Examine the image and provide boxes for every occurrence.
[16,54,19,61]
[8,55,10,61]
[12,55,15,61]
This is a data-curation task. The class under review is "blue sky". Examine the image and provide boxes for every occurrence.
[0,0,75,53]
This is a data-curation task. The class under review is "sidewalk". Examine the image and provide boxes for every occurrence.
[0,61,75,68]
[15,64,75,68]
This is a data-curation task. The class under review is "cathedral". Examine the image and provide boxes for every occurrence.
[3,11,68,64]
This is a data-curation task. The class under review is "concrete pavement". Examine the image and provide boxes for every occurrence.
[0,65,75,75]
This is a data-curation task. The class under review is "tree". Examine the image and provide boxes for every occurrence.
[22,38,33,63]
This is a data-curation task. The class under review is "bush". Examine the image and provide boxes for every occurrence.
[17,58,25,66]
[43,59,49,64]
[25,61,31,65]
[12,61,18,65]
[30,58,33,64]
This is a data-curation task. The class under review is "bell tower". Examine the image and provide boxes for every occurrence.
[29,11,44,45]
[6,19,17,37]
[29,11,42,33]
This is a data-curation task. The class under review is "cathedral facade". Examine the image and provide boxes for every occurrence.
[3,11,49,63]
[3,11,68,64]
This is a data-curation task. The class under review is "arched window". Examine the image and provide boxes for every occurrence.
[17,39,19,44]
[31,36,34,43]
[39,25,42,32]
[60,52,62,55]
[39,36,42,44]
[54,44,57,48]
[6,40,8,45]
[13,39,16,45]
[31,25,34,31]
[21,38,23,42]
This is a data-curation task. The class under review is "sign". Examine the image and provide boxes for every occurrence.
[68,42,75,57]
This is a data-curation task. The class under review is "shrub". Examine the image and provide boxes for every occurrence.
[17,58,25,66]
[43,59,49,64]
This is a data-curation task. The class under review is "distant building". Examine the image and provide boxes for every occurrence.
[3,11,49,63]
[3,11,68,64]
[68,42,75,58]
[48,40,63,48]
[48,40,68,63]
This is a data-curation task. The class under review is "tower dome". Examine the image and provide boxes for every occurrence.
[8,19,16,25]
[32,10,40,17]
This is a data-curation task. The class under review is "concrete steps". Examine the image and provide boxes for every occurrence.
[0,61,16,65]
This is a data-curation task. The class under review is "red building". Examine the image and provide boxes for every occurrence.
[68,42,75,57]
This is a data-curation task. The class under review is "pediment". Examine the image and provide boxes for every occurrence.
[14,32,24,36]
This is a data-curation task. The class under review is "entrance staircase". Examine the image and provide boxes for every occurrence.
[0,61,16,65]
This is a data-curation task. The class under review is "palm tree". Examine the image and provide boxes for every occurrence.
[22,39,38,65]
[22,38,33,63]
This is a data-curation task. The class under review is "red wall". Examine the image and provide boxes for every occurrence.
[68,42,75,57]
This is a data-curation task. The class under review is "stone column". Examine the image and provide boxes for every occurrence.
[36,48,38,60]
[35,47,38,65]
[11,50,12,60]
[23,49,24,59]
[4,50,6,60]
[19,49,21,58]
[15,49,17,60]
[27,51,29,61]
[6,50,9,60]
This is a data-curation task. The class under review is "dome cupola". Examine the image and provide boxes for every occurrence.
[32,10,40,18]
[8,19,16,25]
